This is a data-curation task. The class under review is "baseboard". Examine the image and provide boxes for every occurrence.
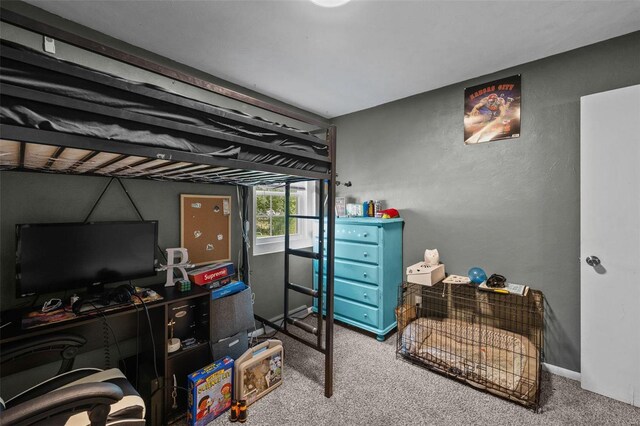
[249,305,311,338]
[543,362,581,382]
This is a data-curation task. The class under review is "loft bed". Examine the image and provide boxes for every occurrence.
[0,10,337,399]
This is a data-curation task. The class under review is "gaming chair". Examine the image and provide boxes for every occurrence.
[0,333,145,425]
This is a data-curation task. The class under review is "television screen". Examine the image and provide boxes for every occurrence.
[16,221,158,297]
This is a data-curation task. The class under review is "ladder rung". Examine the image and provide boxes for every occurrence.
[287,248,320,260]
[289,215,320,220]
[287,282,318,297]
[287,318,318,335]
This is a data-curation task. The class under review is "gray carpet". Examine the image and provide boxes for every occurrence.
[195,321,639,425]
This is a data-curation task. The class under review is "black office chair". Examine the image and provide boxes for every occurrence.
[0,334,145,425]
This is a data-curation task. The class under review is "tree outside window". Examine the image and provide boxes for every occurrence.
[253,183,315,255]
[255,186,299,238]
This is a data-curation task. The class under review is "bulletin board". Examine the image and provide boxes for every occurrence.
[180,194,231,266]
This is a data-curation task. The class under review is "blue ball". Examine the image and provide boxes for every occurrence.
[468,267,487,284]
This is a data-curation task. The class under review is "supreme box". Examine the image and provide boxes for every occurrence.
[187,357,234,426]
[188,262,234,286]
[406,262,445,286]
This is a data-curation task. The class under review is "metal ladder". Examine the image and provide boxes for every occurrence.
[283,177,335,398]
[253,177,335,397]
[251,127,336,398]
[283,180,325,349]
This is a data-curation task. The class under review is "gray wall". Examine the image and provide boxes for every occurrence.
[334,31,640,372]
[0,171,310,319]
[0,0,315,319]
[0,171,241,308]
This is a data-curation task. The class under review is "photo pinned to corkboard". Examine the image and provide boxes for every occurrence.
[180,194,231,266]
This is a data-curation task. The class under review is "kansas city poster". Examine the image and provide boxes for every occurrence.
[464,75,521,144]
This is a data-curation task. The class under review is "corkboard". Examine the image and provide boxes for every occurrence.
[180,194,231,266]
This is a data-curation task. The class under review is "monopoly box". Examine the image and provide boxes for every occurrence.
[187,357,234,426]
[202,274,233,290]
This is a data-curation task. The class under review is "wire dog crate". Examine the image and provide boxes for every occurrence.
[396,281,544,409]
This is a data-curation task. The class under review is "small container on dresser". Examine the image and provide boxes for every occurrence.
[313,217,403,341]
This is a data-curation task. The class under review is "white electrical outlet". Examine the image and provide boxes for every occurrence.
[43,36,56,54]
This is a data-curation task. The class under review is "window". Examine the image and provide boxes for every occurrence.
[253,182,315,255]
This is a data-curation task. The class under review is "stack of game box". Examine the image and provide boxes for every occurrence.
[188,262,235,290]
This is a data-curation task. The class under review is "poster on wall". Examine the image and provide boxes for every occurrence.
[464,74,521,145]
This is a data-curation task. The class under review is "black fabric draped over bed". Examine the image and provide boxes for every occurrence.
[0,41,329,174]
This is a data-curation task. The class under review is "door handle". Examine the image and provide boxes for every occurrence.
[586,256,601,267]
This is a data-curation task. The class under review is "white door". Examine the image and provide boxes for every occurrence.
[580,85,640,407]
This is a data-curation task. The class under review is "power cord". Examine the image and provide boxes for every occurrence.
[128,300,141,390]
[150,384,190,400]
[255,318,285,342]
[236,186,251,283]
[102,314,111,369]
[85,301,126,375]
[29,294,40,308]
[131,294,160,382]
[255,309,313,343]
[128,281,141,389]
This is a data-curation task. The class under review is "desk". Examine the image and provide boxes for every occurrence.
[0,284,212,425]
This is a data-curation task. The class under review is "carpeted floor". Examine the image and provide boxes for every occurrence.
[194,321,639,425]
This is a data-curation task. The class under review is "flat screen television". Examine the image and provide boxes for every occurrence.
[16,221,158,297]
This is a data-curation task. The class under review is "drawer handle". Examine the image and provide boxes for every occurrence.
[364,313,368,318]
[363,293,368,298]
[363,272,368,278]
[363,252,368,257]
[363,232,368,237]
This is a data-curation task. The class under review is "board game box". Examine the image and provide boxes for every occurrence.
[187,357,234,425]
[201,275,233,290]
[188,262,234,286]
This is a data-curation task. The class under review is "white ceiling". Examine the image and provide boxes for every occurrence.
[25,0,640,118]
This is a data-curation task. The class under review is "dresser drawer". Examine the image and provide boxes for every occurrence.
[320,294,379,328]
[316,277,379,307]
[315,259,379,286]
[319,240,379,265]
[327,224,380,245]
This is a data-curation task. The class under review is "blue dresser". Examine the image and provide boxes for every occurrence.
[313,217,403,341]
